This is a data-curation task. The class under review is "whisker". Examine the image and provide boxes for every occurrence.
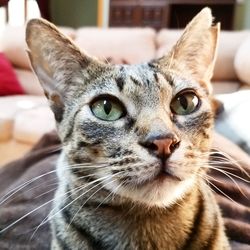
[0,169,58,205]
[204,176,239,206]
[2,177,59,205]
[203,163,235,171]
[1,173,110,235]
[34,185,59,200]
[94,181,125,211]
[210,170,249,199]
[30,174,116,239]
[66,176,122,230]
[210,150,250,176]
[0,163,110,205]
[201,165,250,184]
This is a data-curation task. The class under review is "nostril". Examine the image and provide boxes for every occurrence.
[140,141,158,152]
[170,141,180,153]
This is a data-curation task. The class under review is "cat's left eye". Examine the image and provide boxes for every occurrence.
[170,91,200,115]
[90,96,125,121]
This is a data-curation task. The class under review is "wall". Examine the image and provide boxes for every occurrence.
[50,0,98,27]
[244,0,250,29]
[234,0,250,29]
[51,0,250,29]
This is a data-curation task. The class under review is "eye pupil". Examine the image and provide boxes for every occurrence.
[179,96,188,110]
[103,100,112,115]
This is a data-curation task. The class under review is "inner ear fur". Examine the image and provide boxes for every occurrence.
[26,18,90,87]
[157,8,220,93]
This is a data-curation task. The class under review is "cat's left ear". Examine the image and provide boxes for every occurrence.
[156,8,220,94]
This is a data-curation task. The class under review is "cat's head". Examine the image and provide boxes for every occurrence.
[26,8,220,207]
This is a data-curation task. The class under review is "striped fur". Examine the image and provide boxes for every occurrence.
[26,8,230,250]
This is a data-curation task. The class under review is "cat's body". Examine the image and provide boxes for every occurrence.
[26,8,230,250]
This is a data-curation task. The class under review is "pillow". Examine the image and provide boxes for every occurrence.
[1,26,76,70]
[75,27,156,64]
[234,35,250,85]
[14,69,43,95]
[0,53,24,96]
[215,90,250,154]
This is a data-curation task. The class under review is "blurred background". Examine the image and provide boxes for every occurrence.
[0,0,250,166]
[0,0,250,30]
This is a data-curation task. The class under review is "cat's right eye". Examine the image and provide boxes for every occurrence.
[90,96,126,121]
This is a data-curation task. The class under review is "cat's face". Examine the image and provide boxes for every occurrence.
[62,63,213,206]
[26,8,220,207]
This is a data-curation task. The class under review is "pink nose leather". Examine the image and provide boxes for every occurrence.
[153,138,175,157]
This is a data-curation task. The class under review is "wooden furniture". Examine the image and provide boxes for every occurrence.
[0,0,9,22]
[109,0,169,30]
[36,0,51,21]
[25,0,51,21]
[109,0,237,30]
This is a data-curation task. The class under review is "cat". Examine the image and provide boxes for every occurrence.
[26,7,230,250]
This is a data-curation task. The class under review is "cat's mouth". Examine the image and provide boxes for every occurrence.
[155,168,183,182]
[135,162,183,187]
[152,159,184,182]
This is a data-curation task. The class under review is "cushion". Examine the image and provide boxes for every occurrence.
[0,95,47,143]
[234,35,250,85]
[156,29,250,81]
[213,31,250,81]
[0,53,24,95]
[156,29,183,58]
[215,90,250,154]
[75,27,156,64]
[212,80,240,95]
[13,106,55,144]
[14,69,43,95]
[0,118,12,141]
[1,26,76,70]
[0,140,32,166]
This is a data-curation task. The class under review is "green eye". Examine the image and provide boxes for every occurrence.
[91,96,125,121]
[170,91,200,115]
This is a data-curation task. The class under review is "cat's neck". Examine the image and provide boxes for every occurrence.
[53,154,222,249]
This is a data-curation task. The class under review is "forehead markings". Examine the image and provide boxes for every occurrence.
[63,108,82,142]
[161,73,174,86]
[115,66,126,92]
[147,61,156,69]
[115,64,174,93]
[147,61,173,84]
[130,76,142,87]
[116,77,125,92]
[153,72,159,83]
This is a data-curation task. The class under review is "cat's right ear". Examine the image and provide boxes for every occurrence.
[26,18,105,122]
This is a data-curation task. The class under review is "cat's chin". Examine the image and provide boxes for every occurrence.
[154,169,183,182]
[105,175,196,208]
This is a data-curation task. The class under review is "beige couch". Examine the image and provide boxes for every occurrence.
[0,25,250,165]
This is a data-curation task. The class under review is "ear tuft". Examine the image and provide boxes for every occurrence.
[190,7,213,28]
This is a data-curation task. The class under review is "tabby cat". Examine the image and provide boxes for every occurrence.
[26,8,230,250]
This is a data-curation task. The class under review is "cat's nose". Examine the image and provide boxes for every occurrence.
[153,138,180,157]
[140,135,180,159]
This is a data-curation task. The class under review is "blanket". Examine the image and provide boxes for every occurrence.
[0,131,249,250]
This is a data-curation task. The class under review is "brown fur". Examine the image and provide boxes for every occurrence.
[26,8,230,250]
